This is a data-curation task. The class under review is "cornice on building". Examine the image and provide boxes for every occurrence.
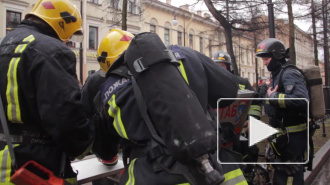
[143,0,218,28]
[1,0,29,7]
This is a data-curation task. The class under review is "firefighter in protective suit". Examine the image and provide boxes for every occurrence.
[0,0,93,183]
[81,29,134,185]
[256,38,308,185]
[212,51,261,184]
[92,31,248,184]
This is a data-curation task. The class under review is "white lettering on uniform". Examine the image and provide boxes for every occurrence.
[104,78,129,101]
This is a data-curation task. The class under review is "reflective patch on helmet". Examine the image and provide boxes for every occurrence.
[256,49,262,52]
[42,2,55,9]
[218,57,225,60]
[120,34,133,41]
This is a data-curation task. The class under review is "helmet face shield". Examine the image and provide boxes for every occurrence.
[26,0,82,42]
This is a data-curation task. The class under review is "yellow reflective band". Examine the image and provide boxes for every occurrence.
[286,176,293,185]
[278,93,286,108]
[6,35,35,123]
[222,168,248,185]
[108,94,128,139]
[0,146,11,183]
[6,57,22,123]
[270,142,281,156]
[125,158,137,185]
[256,49,262,52]
[266,99,269,104]
[238,84,245,90]
[65,177,77,184]
[176,183,190,185]
[224,168,243,181]
[178,60,189,84]
[0,145,18,184]
[248,105,261,117]
[218,57,226,60]
[276,123,307,134]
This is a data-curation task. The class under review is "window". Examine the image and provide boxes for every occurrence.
[110,0,120,9]
[128,0,138,14]
[6,10,21,33]
[150,25,156,33]
[199,37,203,53]
[178,31,182,46]
[189,34,193,49]
[87,0,98,3]
[89,26,98,50]
[242,72,245,78]
[164,28,170,46]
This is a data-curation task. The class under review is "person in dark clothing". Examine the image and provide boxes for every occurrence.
[81,29,134,185]
[258,79,268,99]
[92,32,247,184]
[212,51,261,184]
[81,70,106,117]
[0,0,94,183]
[256,38,308,185]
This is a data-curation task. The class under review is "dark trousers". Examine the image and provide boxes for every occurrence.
[273,132,307,185]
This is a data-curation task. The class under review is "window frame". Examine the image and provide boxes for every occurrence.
[109,0,120,10]
[6,10,21,33]
[177,31,182,46]
[128,0,138,14]
[189,34,193,49]
[88,26,98,50]
[164,28,170,46]
[150,24,156,33]
[199,36,203,53]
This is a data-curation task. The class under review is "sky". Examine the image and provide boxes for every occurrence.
[158,0,311,32]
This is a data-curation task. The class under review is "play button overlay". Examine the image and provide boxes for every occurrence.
[249,116,278,147]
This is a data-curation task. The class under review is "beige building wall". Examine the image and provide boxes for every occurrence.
[0,0,315,86]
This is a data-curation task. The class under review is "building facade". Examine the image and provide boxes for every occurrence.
[0,0,315,86]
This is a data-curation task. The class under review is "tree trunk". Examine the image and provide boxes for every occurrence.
[311,0,319,66]
[204,0,238,74]
[122,0,127,31]
[287,0,296,65]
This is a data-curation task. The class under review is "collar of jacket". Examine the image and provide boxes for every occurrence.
[170,45,186,60]
[19,19,60,41]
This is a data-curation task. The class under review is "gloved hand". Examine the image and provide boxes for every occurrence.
[97,154,119,166]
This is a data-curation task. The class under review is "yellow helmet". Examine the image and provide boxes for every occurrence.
[97,29,134,76]
[26,0,82,42]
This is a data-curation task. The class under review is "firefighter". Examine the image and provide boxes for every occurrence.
[81,28,134,123]
[81,29,134,185]
[256,38,308,185]
[0,0,93,184]
[91,31,248,184]
[212,51,261,184]
[212,51,262,120]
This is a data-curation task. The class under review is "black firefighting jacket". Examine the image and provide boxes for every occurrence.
[0,20,93,178]
[265,61,309,127]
